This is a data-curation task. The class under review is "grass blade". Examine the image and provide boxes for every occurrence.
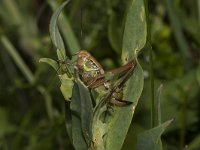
[0,35,34,84]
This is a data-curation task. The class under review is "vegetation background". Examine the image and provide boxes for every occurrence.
[0,0,200,149]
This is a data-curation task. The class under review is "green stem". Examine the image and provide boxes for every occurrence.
[144,0,155,128]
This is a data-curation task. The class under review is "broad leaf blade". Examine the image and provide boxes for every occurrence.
[105,65,144,150]
[136,119,173,150]
[122,0,147,62]
[105,0,147,149]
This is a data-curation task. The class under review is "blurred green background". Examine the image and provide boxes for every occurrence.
[0,0,200,149]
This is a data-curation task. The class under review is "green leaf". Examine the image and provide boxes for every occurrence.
[105,65,144,150]
[71,82,88,150]
[49,0,70,60]
[59,74,74,101]
[70,80,93,149]
[58,12,80,55]
[56,49,66,62]
[79,81,93,146]
[48,0,80,55]
[39,58,59,71]
[103,0,147,149]
[122,0,147,62]
[136,119,173,150]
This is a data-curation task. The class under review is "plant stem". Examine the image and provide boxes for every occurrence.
[144,0,155,128]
